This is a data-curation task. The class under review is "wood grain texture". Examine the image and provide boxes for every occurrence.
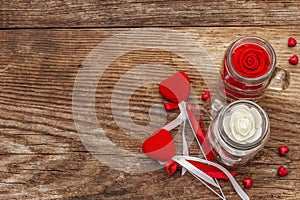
[0,27,300,199]
[1,0,300,28]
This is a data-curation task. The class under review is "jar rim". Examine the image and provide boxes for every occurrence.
[226,36,276,84]
[218,100,270,150]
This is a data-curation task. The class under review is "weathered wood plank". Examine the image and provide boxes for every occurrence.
[0,27,300,199]
[1,0,300,28]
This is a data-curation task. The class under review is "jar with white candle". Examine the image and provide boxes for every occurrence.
[207,100,270,167]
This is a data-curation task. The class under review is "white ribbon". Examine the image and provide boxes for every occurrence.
[181,119,188,175]
[178,102,189,176]
[159,101,187,166]
[163,104,186,131]
[173,156,250,200]
[174,156,218,188]
[162,101,189,176]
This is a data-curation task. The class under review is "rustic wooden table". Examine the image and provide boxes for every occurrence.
[1,1,300,199]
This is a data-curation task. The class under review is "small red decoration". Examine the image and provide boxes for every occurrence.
[279,146,289,156]
[165,160,178,176]
[201,91,211,101]
[277,166,289,177]
[242,178,253,189]
[288,54,299,65]
[164,102,179,110]
[288,37,297,47]
[142,129,175,162]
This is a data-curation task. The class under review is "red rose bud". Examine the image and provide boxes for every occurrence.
[242,178,253,189]
[278,166,289,177]
[279,145,289,156]
[288,37,297,47]
[201,91,211,101]
[288,55,298,65]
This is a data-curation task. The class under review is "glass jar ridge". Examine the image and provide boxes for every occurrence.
[208,100,270,167]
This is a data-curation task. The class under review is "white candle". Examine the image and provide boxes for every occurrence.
[223,104,262,144]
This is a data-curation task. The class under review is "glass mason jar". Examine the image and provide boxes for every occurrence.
[207,100,270,167]
[218,36,290,102]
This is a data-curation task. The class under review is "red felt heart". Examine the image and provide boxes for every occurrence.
[142,129,175,162]
[159,71,190,103]
[279,145,289,156]
[278,166,289,177]
[242,178,253,189]
[288,37,297,47]
[288,54,298,65]
[201,91,211,101]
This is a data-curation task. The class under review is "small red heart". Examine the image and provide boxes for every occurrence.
[242,178,253,189]
[159,71,190,103]
[288,37,297,47]
[142,129,175,162]
[288,54,298,65]
[278,166,289,177]
[201,91,211,101]
[279,145,289,156]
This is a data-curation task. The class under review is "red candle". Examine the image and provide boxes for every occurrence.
[219,37,276,101]
[231,44,270,78]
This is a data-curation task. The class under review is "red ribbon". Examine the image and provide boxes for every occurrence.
[186,106,215,162]
[187,160,237,180]
[164,102,179,110]
[165,160,178,176]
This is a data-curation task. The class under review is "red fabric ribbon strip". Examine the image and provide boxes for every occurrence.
[164,102,179,110]
[165,160,178,176]
[187,160,237,180]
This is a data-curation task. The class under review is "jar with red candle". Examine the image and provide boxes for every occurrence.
[219,36,290,101]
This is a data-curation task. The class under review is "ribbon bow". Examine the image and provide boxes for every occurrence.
[142,72,249,200]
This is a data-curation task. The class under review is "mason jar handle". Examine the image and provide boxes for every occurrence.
[203,98,225,120]
[269,67,290,91]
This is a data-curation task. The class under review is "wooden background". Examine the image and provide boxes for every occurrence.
[1,1,300,199]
